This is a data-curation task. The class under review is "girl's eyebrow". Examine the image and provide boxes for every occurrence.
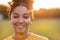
[24,11,32,15]
[13,13,19,15]
[23,13,31,15]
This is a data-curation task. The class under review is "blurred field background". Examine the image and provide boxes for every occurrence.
[0,18,60,40]
[0,5,60,40]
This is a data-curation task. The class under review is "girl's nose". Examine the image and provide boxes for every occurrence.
[18,17,24,23]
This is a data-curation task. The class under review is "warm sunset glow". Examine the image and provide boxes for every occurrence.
[0,0,60,10]
[0,0,12,5]
[33,0,60,10]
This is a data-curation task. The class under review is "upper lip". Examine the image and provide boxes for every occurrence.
[15,24,25,26]
[14,23,25,26]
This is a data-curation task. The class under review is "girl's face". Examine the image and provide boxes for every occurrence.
[10,5,32,33]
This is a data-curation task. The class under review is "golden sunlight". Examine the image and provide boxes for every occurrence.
[33,0,60,10]
[0,0,12,4]
[0,0,60,10]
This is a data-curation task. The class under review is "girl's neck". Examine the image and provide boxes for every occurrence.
[13,32,30,40]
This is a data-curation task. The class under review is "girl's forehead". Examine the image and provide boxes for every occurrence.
[12,5,30,14]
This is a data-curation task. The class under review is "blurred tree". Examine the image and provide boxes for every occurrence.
[54,9,60,18]
[0,5,8,19]
[35,8,60,19]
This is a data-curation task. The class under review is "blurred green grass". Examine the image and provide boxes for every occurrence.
[0,19,60,40]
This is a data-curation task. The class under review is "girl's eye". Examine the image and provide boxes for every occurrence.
[23,16,29,19]
[13,16,19,18]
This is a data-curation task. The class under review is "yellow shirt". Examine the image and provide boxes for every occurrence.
[4,33,48,40]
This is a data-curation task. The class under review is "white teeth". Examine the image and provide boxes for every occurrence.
[15,24,25,28]
[18,26,23,27]
[16,26,24,28]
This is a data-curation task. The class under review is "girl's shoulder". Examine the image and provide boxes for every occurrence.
[29,33,48,40]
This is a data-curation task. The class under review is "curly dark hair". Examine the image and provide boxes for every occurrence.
[8,0,34,19]
[9,0,34,13]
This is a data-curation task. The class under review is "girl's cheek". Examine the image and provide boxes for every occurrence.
[24,19,32,24]
[10,19,18,25]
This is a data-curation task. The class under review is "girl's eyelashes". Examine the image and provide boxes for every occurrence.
[13,16,19,18]
[23,15,29,19]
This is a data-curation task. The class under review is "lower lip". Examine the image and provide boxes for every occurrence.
[16,26,24,29]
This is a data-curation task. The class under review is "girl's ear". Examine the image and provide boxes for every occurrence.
[31,10,34,22]
[29,10,34,25]
[30,17,34,25]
